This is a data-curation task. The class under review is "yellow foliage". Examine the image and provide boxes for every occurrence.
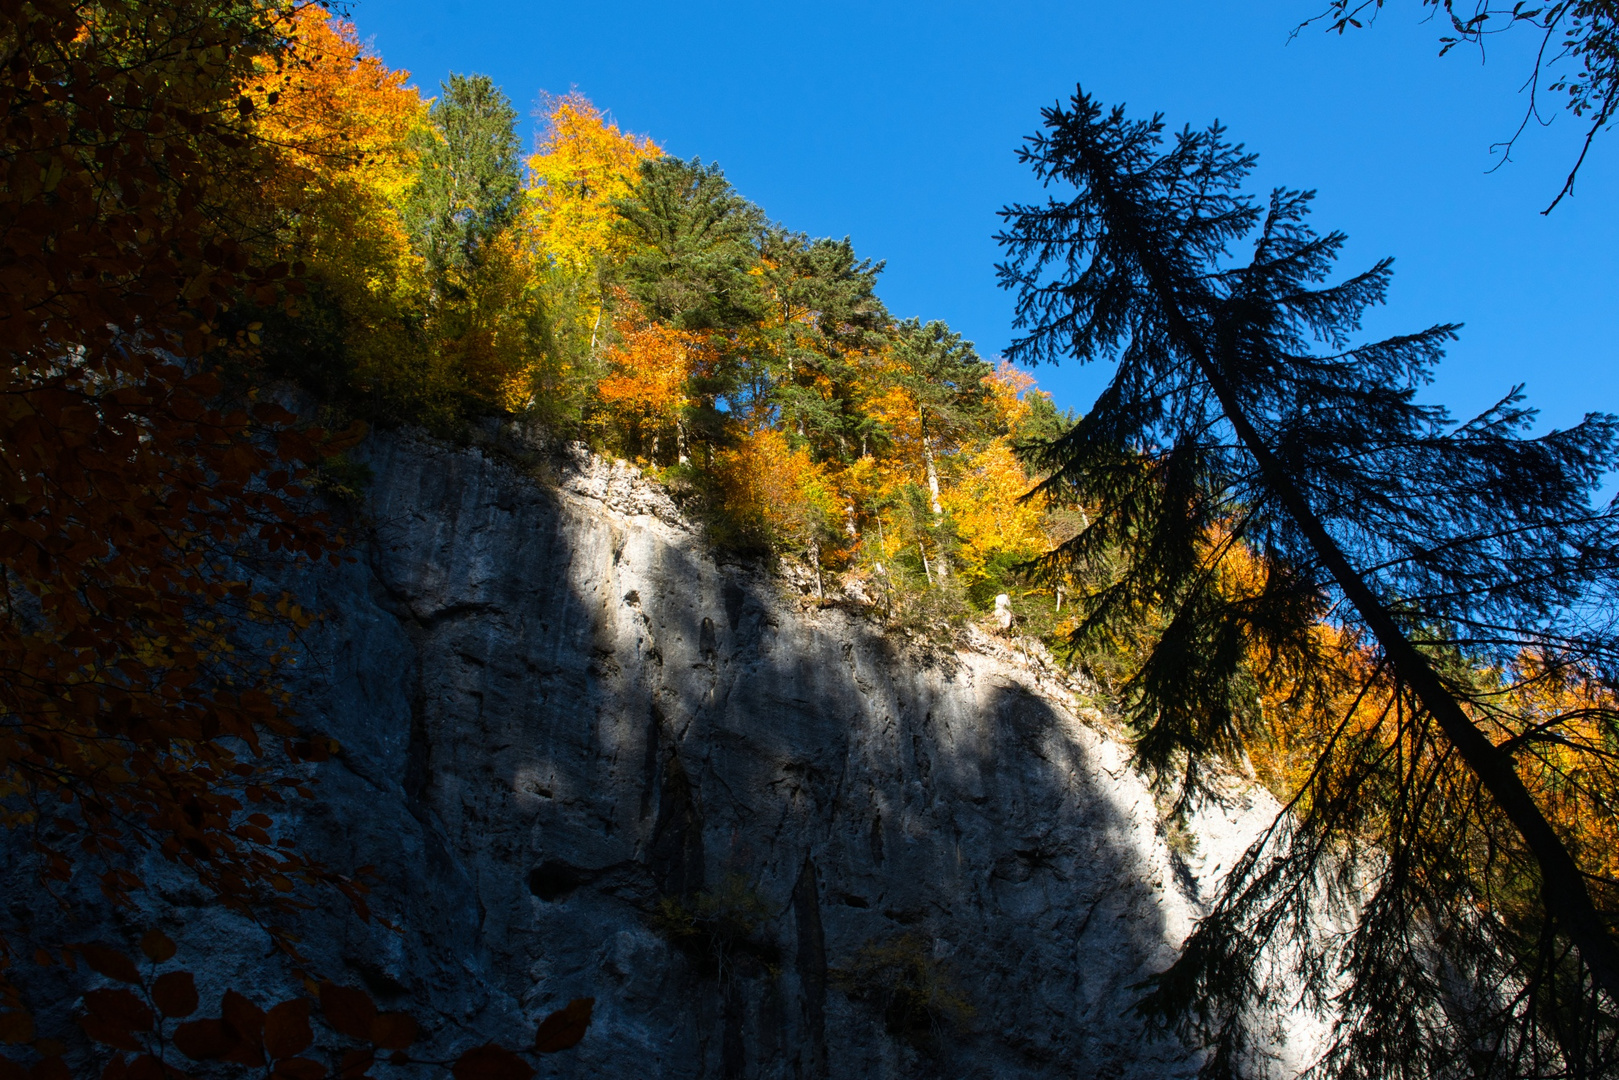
[1498,658,1619,885]
[249,8,432,400]
[526,93,660,274]
[984,360,1035,431]
[943,438,1046,574]
[717,428,842,556]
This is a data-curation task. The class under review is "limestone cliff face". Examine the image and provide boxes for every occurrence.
[54,429,1324,1077]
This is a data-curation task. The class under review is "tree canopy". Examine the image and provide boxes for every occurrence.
[998,88,1619,1077]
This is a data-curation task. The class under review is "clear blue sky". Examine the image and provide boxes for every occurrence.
[350,0,1615,432]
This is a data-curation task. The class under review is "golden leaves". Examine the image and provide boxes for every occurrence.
[525,93,659,274]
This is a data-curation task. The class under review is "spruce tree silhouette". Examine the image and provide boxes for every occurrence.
[998,90,1619,1076]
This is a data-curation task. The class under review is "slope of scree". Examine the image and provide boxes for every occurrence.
[19,425,1330,1078]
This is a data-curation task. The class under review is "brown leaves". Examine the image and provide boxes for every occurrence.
[263,999,312,1060]
[318,981,374,1042]
[370,1012,418,1050]
[151,972,198,1018]
[218,990,265,1066]
[77,945,140,985]
[80,989,153,1045]
[172,1017,230,1061]
[533,998,594,1053]
[138,931,176,964]
[451,1045,535,1080]
[2,2,360,991]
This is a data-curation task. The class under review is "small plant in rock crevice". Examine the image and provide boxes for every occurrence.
[652,875,779,981]
[831,932,974,1047]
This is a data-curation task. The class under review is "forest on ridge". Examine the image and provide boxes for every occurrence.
[240,9,1075,625]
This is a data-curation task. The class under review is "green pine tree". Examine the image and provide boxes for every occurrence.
[759,228,888,461]
[402,72,522,297]
[614,155,765,331]
[998,89,1619,1077]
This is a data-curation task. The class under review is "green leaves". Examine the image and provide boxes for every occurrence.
[402,72,523,292]
[614,156,766,331]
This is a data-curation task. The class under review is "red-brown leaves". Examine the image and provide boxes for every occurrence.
[78,946,140,985]
[533,998,594,1053]
[318,981,375,1042]
[451,1045,535,1080]
[271,1058,326,1080]
[79,990,153,1052]
[218,990,265,1065]
[151,972,198,1018]
[1,3,364,1013]
[263,999,313,1060]
[172,1017,230,1061]
[370,1012,418,1050]
[138,932,176,965]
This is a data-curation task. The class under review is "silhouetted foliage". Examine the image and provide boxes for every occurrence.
[999,88,1619,1077]
[1306,1,1619,210]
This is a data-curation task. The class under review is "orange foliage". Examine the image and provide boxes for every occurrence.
[246,7,431,399]
[717,429,844,558]
[250,7,424,200]
[596,300,713,457]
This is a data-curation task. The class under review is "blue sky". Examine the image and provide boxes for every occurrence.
[351,0,1615,432]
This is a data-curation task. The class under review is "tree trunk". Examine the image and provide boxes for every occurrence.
[1145,262,1619,1001]
[920,413,943,519]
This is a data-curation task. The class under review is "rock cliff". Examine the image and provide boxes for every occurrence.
[22,429,1328,1077]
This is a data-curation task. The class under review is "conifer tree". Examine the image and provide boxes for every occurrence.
[759,228,888,459]
[614,156,765,331]
[998,90,1619,1076]
[402,73,521,294]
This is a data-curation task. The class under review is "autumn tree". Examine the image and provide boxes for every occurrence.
[0,0,373,1061]
[611,156,766,453]
[870,319,991,521]
[944,365,1056,607]
[998,89,1619,1076]
[527,93,660,278]
[241,5,430,407]
[595,298,716,463]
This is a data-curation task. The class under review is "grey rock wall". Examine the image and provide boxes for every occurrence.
[16,429,1327,1078]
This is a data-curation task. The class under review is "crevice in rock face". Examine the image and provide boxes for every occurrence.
[723,581,746,632]
[650,753,704,899]
[640,702,665,822]
[722,976,747,1079]
[403,673,431,804]
[793,856,829,1080]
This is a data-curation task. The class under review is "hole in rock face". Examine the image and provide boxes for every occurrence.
[528,860,591,902]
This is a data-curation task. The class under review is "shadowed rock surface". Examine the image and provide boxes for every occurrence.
[10,429,1325,1077]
